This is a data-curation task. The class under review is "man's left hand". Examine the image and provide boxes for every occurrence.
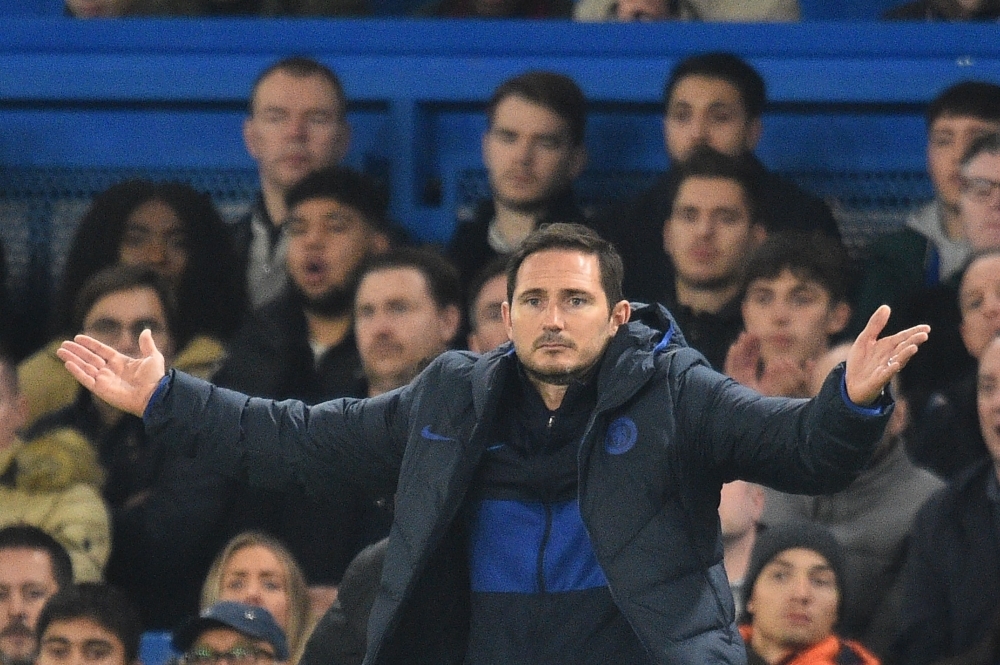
[846,305,930,406]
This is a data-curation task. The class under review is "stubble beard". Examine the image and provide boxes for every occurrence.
[290,281,353,318]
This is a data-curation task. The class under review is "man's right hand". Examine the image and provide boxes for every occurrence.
[57,328,166,417]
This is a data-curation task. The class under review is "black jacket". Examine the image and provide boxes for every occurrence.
[148,303,889,664]
[895,460,1000,664]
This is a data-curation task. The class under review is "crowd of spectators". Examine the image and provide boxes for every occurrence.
[1,42,1000,665]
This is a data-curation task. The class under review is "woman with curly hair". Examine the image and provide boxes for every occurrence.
[18,179,247,425]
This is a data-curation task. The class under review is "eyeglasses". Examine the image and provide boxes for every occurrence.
[962,176,1000,202]
[180,646,277,665]
[83,318,166,343]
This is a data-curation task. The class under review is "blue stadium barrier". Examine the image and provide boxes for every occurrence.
[0,18,996,325]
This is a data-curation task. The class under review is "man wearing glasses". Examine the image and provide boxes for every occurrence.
[173,602,287,665]
[27,265,233,631]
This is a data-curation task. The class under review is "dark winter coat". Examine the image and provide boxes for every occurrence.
[146,303,889,664]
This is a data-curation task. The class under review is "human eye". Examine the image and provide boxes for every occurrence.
[708,106,736,124]
[791,291,819,307]
[979,377,998,399]
[668,103,691,123]
[261,109,288,124]
[262,577,284,592]
[284,219,306,236]
[25,585,49,601]
[41,642,70,660]
[356,304,376,319]
[168,231,189,252]
[0,587,9,602]
[962,292,983,313]
[307,111,335,126]
[84,643,113,661]
[714,209,741,226]
[492,128,517,144]
[223,576,245,592]
[120,226,149,247]
[811,572,836,588]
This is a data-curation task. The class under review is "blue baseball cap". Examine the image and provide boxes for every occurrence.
[172,601,289,661]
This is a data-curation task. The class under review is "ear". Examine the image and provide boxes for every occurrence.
[826,301,851,337]
[960,319,974,355]
[745,116,763,152]
[749,223,767,248]
[438,305,462,346]
[501,300,514,340]
[662,218,672,257]
[610,300,631,331]
[371,231,391,254]
[243,116,261,160]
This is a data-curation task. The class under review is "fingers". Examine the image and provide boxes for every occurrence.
[859,305,892,343]
[138,328,159,358]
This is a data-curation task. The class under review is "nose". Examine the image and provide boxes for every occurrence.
[541,302,565,330]
[140,238,168,268]
[242,580,264,605]
[789,573,813,602]
[287,113,308,140]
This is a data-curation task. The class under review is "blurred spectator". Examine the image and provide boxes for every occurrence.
[66,0,368,16]
[466,257,509,353]
[232,58,351,309]
[575,0,798,21]
[895,133,1000,477]
[739,523,879,665]
[35,583,141,665]
[894,334,1000,664]
[0,349,109,582]
[214,166,390,403]
[414,0,570,17]
[299,539,387,665]
[354,248,462,397]
[174,602,287,665]
[661,148,766,370]
[593,52,838,305]
[905,249,1000,478]
[761,343,944,657]
[18,179,245,428]
[447,71,589,287]
[852,82,1000,335]
[200,532,310,664]
[725,231,851,398]
[28,266,236,630]
[214,166,393,605]
[884,0,1000,19]
[719,480,765,611]
[0,525,73,665]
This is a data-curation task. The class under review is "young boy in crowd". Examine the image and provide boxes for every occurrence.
[34,583,142,665]
[725,231,852,398]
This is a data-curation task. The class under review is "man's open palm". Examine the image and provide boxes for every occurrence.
[57,328,167,417]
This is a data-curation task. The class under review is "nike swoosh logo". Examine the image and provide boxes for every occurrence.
[421,425,456,443]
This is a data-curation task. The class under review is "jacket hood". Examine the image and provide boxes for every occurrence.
[3,428,105,493]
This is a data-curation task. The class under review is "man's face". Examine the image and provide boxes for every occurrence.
[467,273,509,353]
[960,151,1000,251]
[355,267,460,394]
[64,0,130,17]
[960,254,1000,359]
[741,269,850,367]
[718,481,764,542]
[977,338,1000,473]
[118,199,188,289]
[243,71,349,196]
[664,75,761,162]
[285,198,387,312]
[746,548,839,656]
[185,628,273,665]
[483,95,586,214]
[36,618,127,665]
[502,249,629,386]
[81,287,174,361]
[927,114,1000,208]
[0,548,59,665]
[665,176,765,292]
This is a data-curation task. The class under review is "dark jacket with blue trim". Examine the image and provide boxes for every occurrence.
[146,302,890,665]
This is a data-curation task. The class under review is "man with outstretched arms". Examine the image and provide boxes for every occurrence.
[57,223,928,665]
